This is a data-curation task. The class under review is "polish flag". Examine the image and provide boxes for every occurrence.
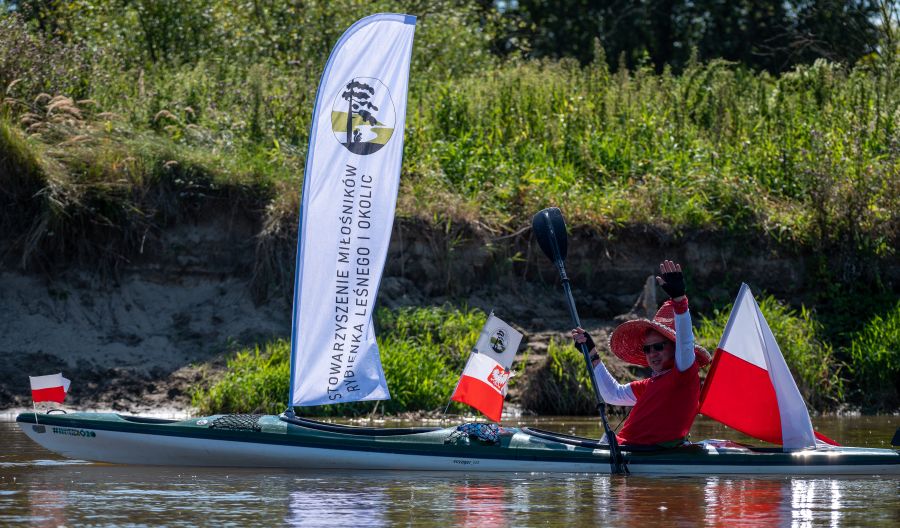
[699,284,838,449]
[29,373,71,404]
[451,352,510,422]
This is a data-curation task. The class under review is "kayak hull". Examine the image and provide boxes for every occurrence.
[17,413,900,475]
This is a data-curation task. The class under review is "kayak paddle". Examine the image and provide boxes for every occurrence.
[532,207,627,474]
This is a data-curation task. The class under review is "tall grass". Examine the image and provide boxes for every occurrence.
[191,305,491,416]
[695,294,845,411]
[849,301,900,410]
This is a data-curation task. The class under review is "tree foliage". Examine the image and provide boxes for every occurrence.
[508,0,883,73]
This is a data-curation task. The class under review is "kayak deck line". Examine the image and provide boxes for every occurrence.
[280,414,442,436]
[16,412,900,475]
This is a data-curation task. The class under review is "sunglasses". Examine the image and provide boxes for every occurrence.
[642,342,668,354]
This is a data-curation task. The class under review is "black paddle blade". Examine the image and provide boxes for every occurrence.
[892,427,900,447]
[531,207,568,263]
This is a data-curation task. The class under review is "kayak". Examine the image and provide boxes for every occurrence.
[16,412,900,475]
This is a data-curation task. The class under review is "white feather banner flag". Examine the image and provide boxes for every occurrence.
[289,14,416,407]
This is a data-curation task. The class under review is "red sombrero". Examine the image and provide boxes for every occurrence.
[608,300,711,368]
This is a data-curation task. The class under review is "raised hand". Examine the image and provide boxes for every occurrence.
[656,260,685,299]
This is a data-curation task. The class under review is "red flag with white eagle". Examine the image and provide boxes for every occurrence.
[451,352,510,422]
[30,373,71,404]
[699,284,838,449]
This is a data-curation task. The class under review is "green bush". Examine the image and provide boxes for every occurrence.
[192,342,292,415]
[375,304,486,413]
[0,13,92,100]
[696,294,844,410]
[191,305,489,415]
[849,301,900,409]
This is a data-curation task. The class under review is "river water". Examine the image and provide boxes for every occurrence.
[2,415,898,527]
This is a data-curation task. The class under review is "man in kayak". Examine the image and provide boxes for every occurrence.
[571,260,711,447]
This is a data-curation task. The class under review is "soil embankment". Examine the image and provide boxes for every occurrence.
[1,209,897,414]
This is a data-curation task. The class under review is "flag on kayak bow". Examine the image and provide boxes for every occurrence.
[288,14,416,407]
[451,352,511,422]
[698,284,837,449]
[29,373,70,404]
[450,314,521,421]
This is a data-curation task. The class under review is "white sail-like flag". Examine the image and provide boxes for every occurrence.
[290,14,416,407]
[699,284,839,449]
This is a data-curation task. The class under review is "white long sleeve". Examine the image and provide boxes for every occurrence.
[674,308,696,372]
[592,360,637,406]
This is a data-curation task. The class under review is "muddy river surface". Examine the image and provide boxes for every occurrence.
[2,415,898,527]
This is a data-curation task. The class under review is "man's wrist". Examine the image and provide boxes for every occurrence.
[672,295,689,314]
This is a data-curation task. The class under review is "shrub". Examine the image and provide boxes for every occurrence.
[0,13,92,101]
[520,338,598,415]
[849,301,900,410]
[192,341,291,415]
[696,294,844,411]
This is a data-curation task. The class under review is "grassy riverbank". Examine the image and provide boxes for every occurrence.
[1,3,898,412]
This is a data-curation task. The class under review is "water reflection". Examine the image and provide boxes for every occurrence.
[28,489,67,527]
[286,483,387,527]
[454,484,506,526]
[3,467,899,527]
[704,477,789,525]
[790,479,843,528]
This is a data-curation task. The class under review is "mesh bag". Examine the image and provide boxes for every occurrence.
[451,422,502,445]
[209,414,263,432]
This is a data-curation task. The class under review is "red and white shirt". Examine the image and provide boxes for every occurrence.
[593,297,700,446]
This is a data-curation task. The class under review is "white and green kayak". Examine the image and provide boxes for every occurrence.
[17,412,900,475]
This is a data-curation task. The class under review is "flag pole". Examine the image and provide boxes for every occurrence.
[33,401,39,425]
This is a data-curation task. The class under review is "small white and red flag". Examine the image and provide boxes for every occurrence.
[699,284,838,449]
[451,352,510,422]
[29,373,71,404]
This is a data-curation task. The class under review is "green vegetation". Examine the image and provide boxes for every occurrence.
[696,294,844,411]
[192,341,291,416]
[520,338,599,415]
[192,305,490,416]
[849,301,900,409]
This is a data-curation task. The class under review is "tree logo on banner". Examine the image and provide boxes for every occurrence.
[490,329,507,354]
[331,77,396,155]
